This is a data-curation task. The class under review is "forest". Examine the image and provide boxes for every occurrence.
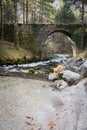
[0,0,87,64]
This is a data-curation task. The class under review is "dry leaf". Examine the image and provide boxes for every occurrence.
[56,114,59,115]
[48,121,56,129]
[30,128,34,130]
[26,122,35,126]
[26,116,34,120]
[26,116,31,119]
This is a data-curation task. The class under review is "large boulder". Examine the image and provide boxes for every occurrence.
[80,60,87,77]
[65,58,84,73]
[59,70,82,85]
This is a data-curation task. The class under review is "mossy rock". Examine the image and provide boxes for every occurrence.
[28,68,35,74]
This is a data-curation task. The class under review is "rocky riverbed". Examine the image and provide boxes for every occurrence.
[0,55,87,130]
[0,76,87,130]
[0,54,69,81]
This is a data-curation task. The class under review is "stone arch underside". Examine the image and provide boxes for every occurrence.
[35,25,76,58]
[35,26,72,45]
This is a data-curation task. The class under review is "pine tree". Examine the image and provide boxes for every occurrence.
[55,3,76,23]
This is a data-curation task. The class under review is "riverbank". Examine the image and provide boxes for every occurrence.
[0,40,87,65]
[0,42,40,65]
[0,76,87,130]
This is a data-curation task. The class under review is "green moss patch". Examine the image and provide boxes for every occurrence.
[77,51,87,58]
[0,44,40,65]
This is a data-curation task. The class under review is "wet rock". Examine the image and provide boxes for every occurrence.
[34,70,44,74]
[28,68,34,74]
[48,72,58,81]
[66,58,84,71]
[20,69,29,73]
[59,70,82,85]
[68,66,80,73]
[80,60,87,77]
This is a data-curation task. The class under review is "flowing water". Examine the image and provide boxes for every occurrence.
[0,54,69,80]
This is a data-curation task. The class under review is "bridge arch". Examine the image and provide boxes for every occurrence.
[35,24,76,58]
[35,25,72,45]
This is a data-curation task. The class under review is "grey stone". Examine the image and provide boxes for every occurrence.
[55,80,68,90]
[49,80,68,91]
[59,70,82,85]
[69,66,80,73]
[66,58,84,71]
[80,60,87,77]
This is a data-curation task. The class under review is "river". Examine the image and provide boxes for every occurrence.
[0,54,69,80]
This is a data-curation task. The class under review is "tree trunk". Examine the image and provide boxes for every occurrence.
[23,0,26,24]
[1,0,4,41]
[14,0,19,48]
[39,0,44,23]
[81,0,84,50]
[26,0,29,24]
[40,0,44,23]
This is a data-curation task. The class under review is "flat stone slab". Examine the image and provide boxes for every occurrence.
[0,76,87,130]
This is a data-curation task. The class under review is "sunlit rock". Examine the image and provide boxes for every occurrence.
[28,68,34,74]
[20,69,29,73]
[53,64,65,73]
[48,72,58,81]
[34,70,44,74]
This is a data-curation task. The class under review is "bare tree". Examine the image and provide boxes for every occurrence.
[0,0,4,41]
[81,0,85,50]
[23,0,26,24]
[26,0,29,24]
[14,0,19,47]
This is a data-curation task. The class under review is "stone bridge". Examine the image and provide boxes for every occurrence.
[31,23,86,58]
[35,24,71,45]
[31,23,86,45]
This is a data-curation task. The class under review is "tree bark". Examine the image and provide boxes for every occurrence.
[23,0,26,24]
[40,0,44,23]
[1,0,4,41]
[81,0,84,50]
[14,0,19,48]
[26,0,29,24]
